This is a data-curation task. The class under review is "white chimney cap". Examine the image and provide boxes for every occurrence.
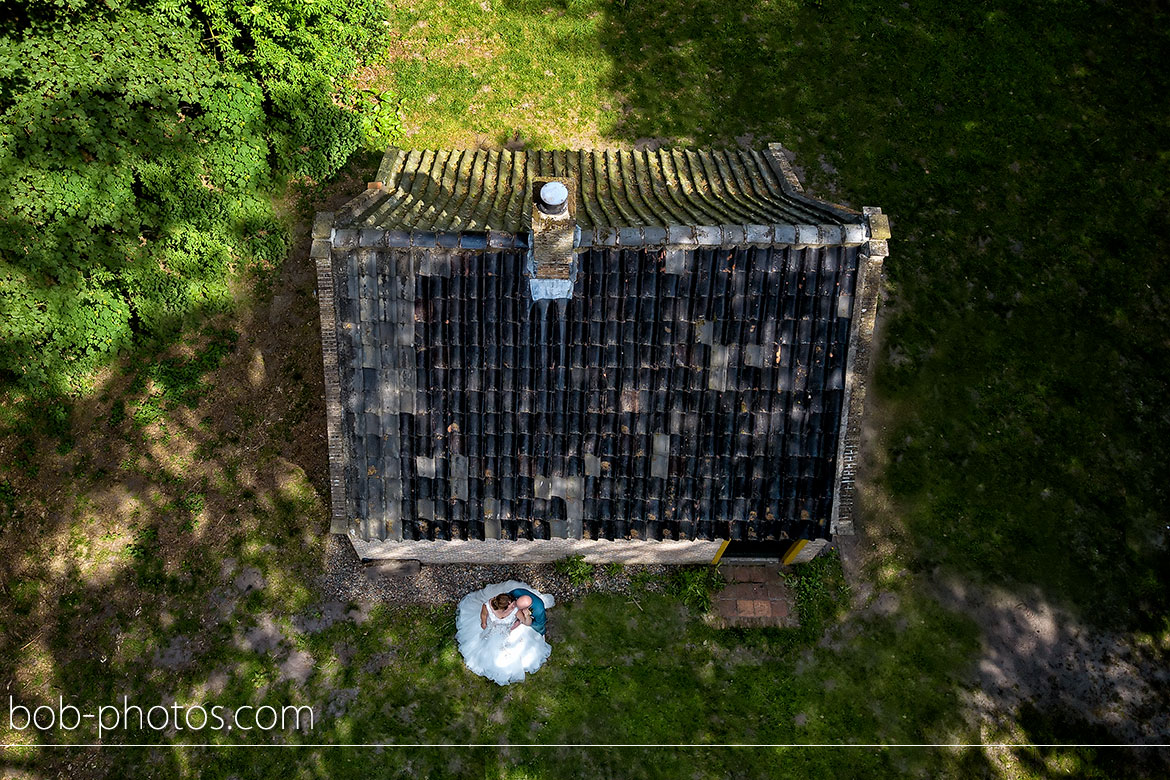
[540,181,568,208]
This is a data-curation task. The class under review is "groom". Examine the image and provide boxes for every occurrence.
[507,587,547,637]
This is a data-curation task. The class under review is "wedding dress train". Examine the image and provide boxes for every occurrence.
[455,580,554,685]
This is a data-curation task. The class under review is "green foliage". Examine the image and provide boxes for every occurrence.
[126,327,234,430]
[602,561,624,577]
[107,399,126,427]
[190,0,392,180]
[9,578,41,615]
[664,565,724,613]
[124,525,158,561]
[0,0,393,399]
[553,554,595,586]
[785,548,850,637]
[359,89,404,152]
[179,492,205,514]
[132,327,238,425]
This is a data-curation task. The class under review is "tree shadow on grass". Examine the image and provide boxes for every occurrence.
[0,144,382,777]
[585,0,1170,628]
[4,1,1170,774]
[486,0,1170,770]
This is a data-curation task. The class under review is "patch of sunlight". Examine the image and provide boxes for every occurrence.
[15,638,57,699]
[333,716,353,742]
[439,643,462,667]
[938,734,977,760]
[0,741,39,758]
[979,718,1031,777]
[247,348,266,388]
[105,482,146,518]
[383,0,613,149]
[876,560,906,587]
[274,458,314,500]
[173,745,193,776]
[503,769,541,780]
[241,536,266,558]
[145,433,198,475]
[1044,751,1082,775]
[78,552,126,589]
[255,567,313,613]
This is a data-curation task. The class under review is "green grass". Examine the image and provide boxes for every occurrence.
[664,565,725,614]
[785,550,851,640]
[586,0,1169,627]
[378,0,617,147]
[1,553,988,778]
[2,0,1169,776]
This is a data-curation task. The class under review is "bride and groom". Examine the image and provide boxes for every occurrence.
[455,580,555,686]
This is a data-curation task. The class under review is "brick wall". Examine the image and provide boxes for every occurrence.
[830,207,890,536]
[312,213,350,534]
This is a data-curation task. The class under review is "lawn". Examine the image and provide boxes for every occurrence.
[2,0,1169,777]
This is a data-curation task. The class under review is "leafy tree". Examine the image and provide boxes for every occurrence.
[0,0,391,397]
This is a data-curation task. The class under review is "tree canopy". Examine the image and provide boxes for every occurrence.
[0,0,390,396]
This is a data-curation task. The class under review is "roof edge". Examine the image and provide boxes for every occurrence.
[830,206,890,538]
[764,143,864,222]
[310,211,351,536]
[326,222,871,251]
[374,147,401,187]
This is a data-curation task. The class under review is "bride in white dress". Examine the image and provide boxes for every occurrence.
[455,580,554,685]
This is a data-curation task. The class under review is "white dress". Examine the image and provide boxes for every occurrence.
[455,580,554,686]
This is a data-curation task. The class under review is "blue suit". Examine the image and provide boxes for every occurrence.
[509,588,547,635]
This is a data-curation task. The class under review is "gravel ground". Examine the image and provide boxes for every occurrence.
[318,534,676,607]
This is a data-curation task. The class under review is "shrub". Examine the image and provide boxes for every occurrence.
[784,548,850,637]
[554,554,596,586]
[665,565,725,613]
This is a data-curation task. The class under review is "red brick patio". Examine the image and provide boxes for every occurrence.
[713,565,799,628]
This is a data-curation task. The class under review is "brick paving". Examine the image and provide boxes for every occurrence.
[713,564,799,628]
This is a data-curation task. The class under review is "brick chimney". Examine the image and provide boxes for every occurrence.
[529,178,575,299]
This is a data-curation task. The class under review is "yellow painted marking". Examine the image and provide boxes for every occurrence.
[781,539,808,566]
[711,539,731,565]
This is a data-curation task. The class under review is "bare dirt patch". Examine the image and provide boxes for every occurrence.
[933,576,1170,745]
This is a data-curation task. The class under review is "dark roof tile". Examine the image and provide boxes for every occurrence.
[332,244,858,543]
